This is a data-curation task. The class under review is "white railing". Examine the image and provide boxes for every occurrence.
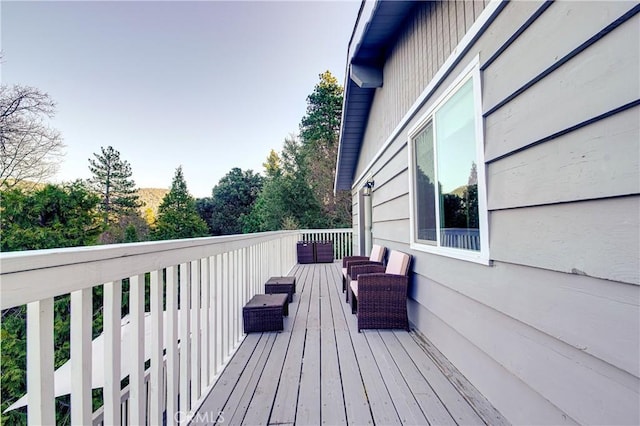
[0,228,353,425]
[299,228,353,260]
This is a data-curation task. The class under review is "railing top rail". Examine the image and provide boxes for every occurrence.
[299,228,353,234]
[0,229,353,310]
[0,230,300,272]
[0,230,301,310]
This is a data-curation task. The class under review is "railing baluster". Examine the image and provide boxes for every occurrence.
[179,262,191,414]
[150,270,164,425]
[232,250,238,345]
[221,252,227,363]
[190,260,201,402]
[128,274,145,425]
[201,257,210,391]
[104,280,122,425]
[166,266,179,424]
[208,256,216,382]
[215,254,223,375]
[71,288,92,425]
[26,298,54,426]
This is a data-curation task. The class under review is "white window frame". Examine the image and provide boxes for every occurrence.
[407,56,490,265]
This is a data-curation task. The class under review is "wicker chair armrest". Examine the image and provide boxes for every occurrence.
[351,264,386,280]
[358,273,408,294]
[346,259,383,275]
[342,255,369,267]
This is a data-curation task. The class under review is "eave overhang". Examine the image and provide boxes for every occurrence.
[335,0,417,192]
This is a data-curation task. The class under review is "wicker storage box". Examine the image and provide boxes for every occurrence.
[243,294,289,333]
[297,242,314,264]
[315,241,334,263]
[265,276,296,303]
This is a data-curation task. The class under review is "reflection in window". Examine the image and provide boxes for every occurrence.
[412,78,480,251]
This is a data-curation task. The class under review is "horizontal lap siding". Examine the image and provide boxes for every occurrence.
[487,106,640,209]
[350,0,640,424]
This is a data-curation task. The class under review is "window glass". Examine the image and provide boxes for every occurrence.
[414,122,436,243]
[411,77,481,253]
[434,79,479,251]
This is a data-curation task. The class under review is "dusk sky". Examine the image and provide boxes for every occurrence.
[1,0,361,197]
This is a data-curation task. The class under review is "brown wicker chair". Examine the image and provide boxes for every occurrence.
[341,245,386,302]
[349,250,411,332]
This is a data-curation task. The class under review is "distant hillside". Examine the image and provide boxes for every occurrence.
[137,188,169,217]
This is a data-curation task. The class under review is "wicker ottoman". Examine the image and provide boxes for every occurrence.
[265,276,296,303]
[315,241,334,263]
[243,294,289,333]
[297,242,314,264]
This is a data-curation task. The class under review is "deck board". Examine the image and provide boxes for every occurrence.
[193,262,503,426]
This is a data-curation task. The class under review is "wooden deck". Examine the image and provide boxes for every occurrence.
[192,262,506,425]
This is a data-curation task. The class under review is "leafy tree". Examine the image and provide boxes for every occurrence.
[88,146,141,225]
[98,213,150,244]
[208,168,263,235]
[244,135,322,232]
[154,166,209,240]
[0,85,65,189]
[0,181,103,425]
[195,197,215,234]
[1,181,102,251]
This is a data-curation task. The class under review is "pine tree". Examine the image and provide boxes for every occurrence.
[299,71,351,228]
[154,166,209,240]
[88,146,140,225]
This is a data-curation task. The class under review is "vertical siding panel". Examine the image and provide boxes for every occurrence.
[436,1,444,68]
[456,0,466,42]
[418,5,425,90]
[442,0,451,61]
[448,0,457,55]
[474,0,484,21]
[464,1,475,30]
[429,1,436,81]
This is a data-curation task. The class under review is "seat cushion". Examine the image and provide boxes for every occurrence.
[385,251,411,275]
[350,280,358,298]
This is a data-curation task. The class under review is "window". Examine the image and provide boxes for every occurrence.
[409,60,489,263]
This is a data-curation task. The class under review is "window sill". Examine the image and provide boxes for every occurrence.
[410,242,492,266]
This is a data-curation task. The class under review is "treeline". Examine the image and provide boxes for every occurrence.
[0,71,350,424]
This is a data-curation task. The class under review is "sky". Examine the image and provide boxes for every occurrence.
[1,0,361,198]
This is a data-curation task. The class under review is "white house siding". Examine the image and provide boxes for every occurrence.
[348,0,640,424]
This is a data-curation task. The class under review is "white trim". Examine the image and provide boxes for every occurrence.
[407,57,491,265]
[351,0,505,190]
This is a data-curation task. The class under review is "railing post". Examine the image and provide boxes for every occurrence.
[166,266,179,424]
[190,260,201,403]
[26,298,55,426]
[201,257,210,392]
[179,262,191,415]
[129,274,145,425]
[104,281,122,425]
[150,270,164,425]
[70,288,92,425]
